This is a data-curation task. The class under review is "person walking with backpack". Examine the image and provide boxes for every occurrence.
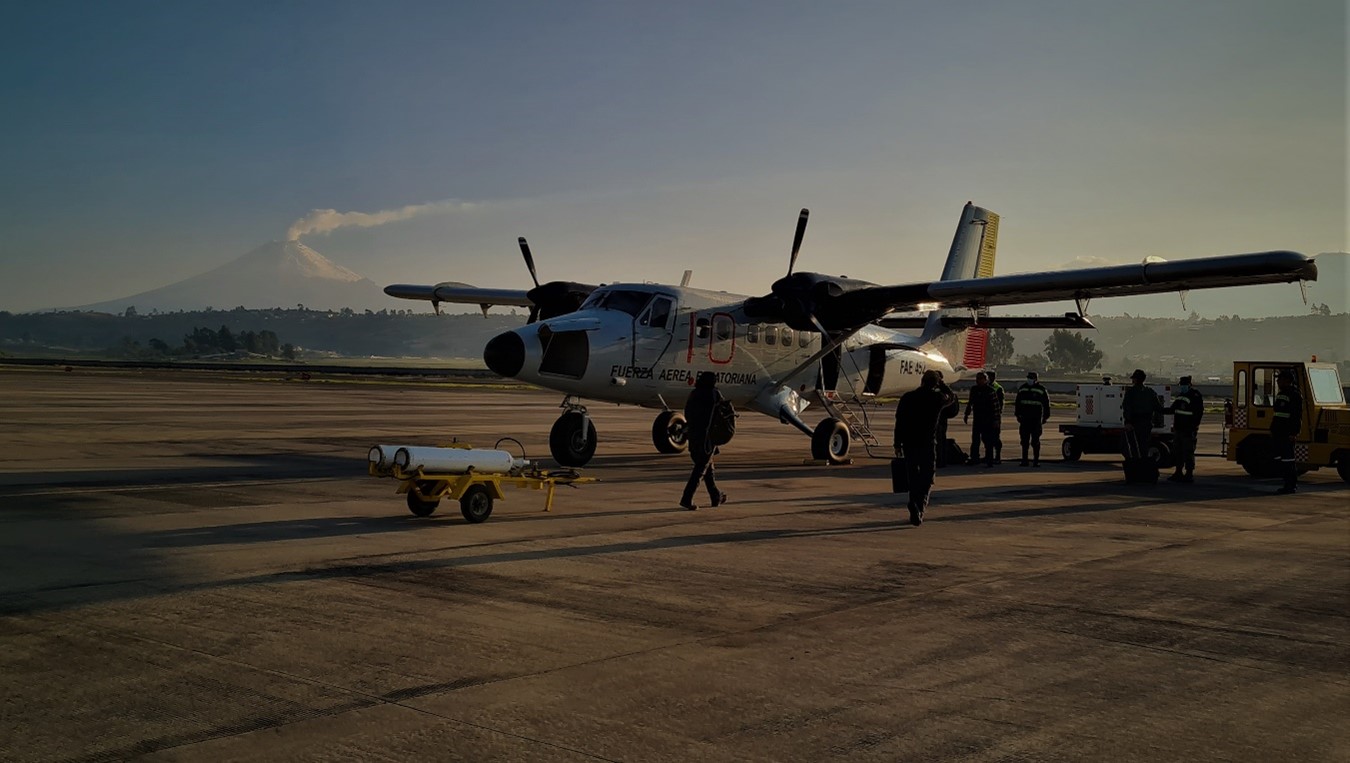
[680,371,728,511]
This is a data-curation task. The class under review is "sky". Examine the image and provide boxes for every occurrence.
[1,0,1345,316]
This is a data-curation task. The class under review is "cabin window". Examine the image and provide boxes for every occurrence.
[781,328,794,347]
[799,331,812,348]
[713,314,734,342]
[764,327,778,346]
[746,324,759,343]
[694,317,710,340]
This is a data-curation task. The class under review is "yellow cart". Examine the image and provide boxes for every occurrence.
[370,459,595,522]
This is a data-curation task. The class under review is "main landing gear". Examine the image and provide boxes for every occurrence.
[811,417,851,464]
[652,410,689,454]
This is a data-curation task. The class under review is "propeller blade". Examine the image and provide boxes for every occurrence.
[518,237,540,288]
[788,208,809,276]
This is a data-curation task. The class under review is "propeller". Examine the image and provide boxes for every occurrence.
[515,236,596,324]
[519,237,540,288]
[742,207,880,332]
[787,208,809,277]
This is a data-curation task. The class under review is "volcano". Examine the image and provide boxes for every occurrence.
[66,240,386,313]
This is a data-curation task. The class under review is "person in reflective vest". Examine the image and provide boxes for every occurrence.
[1168,375,1204,482]
[1014,371,1050,466]
[1271,368,1303,495]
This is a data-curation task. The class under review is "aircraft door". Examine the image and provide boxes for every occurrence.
[632,295,676,369]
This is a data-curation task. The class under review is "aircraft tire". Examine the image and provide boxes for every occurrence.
[651,411,689,454]
[1061,436,1082,462]
[406,484,440,517]
[811,418,851,464]
[1236,436,1276,478]
[459,484,495,524]
[550,411,598,467]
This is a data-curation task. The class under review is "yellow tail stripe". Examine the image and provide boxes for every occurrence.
[977,212,999,278]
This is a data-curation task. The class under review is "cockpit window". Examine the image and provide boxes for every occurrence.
[638,296,674,329]
[581,289,655,317]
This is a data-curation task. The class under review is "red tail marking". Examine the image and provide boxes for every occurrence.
[962,328,988,369]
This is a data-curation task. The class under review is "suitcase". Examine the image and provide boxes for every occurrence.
[891,457,908,493]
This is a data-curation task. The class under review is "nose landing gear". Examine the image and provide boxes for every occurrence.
[550,401,598,466]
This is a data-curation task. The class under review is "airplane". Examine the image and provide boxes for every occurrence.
[385,202,1317,467]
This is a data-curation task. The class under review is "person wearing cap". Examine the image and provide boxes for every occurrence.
[1121,368,1164,482]
[987,370,1006,463]
[1271,368,1303,494]
[1013,371,1051,466]
[1168,375,1204,482]
[894,369,947,526]
[963,371,1000,467]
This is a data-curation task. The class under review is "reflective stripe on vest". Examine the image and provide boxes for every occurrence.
[1175,409,1194,415]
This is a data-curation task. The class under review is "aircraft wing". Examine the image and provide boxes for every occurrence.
[858,250,1316,315]
[384,282,534,307]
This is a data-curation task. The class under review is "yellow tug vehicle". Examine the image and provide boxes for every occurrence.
[368,440,595,522]
[1226,360,1350,482]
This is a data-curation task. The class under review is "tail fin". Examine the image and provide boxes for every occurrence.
[921,202,1000,371]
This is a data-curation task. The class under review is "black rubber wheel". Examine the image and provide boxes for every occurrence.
[651,411,689,454]
[1148,440,1174,469]
[459,484,494,523]
[1061,436,1081,462]
[811,418,851,464]
[549,411,598,466]
[406,484,440,517]
[1336,452,1350,483]
[1237,436,1277,478]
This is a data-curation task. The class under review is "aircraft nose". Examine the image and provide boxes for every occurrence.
[484,331,525,378]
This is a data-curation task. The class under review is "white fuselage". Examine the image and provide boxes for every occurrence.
[488,283,960,418]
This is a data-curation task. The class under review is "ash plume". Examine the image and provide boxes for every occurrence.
[286,199,476,240]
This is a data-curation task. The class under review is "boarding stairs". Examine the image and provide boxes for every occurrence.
[817,389,884,456]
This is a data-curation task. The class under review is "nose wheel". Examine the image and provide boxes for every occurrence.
[550,410,598,466]
[652,411,689,454]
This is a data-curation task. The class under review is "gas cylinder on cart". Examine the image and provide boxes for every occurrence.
[392,446,529,475]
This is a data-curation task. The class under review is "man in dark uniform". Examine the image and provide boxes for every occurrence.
[680,371,727,510]
[987,370,1006,463]
[1168,374,1204,482]
[895,370,947,526]
[934,370,960,467]
[1271,368,1303,495]
[963,371,1000,467]
[1121,368,1164,482]
[1013,371,1051,467]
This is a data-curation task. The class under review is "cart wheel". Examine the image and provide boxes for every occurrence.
[460,484,495,523]
[406,487,440,517]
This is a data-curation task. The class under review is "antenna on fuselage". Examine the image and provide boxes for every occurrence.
[680,270,693,287]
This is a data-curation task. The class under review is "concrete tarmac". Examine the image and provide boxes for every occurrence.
[1,367,1346,762]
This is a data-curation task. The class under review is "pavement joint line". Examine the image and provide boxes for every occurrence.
[30,610,624,763]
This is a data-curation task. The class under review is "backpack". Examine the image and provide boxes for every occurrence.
[707,399,737,446]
